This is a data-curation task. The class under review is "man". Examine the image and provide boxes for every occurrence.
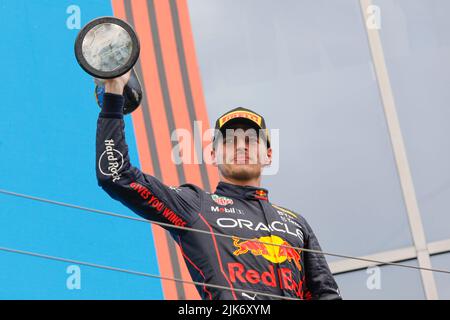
[96,71,341,300]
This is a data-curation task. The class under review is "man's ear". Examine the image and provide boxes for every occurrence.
[262,147,272,167]
[211,147,218,167]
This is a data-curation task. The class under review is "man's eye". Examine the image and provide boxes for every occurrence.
[224,137,234,144]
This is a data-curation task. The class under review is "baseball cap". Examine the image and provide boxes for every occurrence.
[212,107,271,148]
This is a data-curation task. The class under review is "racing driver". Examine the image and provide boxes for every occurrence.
[96,71,342,300]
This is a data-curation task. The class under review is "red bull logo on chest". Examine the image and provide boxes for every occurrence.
[232,235,302,270]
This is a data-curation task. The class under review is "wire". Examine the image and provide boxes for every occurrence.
[0,245,298,300]
[1,188,450,276]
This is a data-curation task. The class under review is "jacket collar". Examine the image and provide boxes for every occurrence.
[214,181,269,201]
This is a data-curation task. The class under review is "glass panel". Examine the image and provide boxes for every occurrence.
[189,0,414,261]
[431,252,450,299]
[334,259,425,299]
[373,0,450,241]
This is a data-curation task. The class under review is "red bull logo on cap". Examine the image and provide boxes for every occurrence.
[232,235,302,270]
[255,190,267,197]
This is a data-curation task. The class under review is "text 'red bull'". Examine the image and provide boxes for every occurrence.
[228,263,305,299]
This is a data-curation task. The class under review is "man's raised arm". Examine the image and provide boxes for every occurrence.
[95,72,200,232]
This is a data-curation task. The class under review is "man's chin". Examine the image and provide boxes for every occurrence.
[219,164,261,181]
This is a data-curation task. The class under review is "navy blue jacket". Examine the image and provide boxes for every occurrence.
[96,93,341,300]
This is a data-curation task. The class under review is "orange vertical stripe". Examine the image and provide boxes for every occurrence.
[132,111,178,299]
[153,0,203,186]
[113,0,219,300]
[153,0,204,300]
[130,0,182,300]
[111,0,178,300]
[130,0,178,186]
[176,0,220,191]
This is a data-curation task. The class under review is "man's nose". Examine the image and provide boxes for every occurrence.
[235,137,249,151]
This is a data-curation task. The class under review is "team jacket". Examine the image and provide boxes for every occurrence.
[96,93,342,300]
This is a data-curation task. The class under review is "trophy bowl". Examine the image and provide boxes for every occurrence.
[75,16,140,79]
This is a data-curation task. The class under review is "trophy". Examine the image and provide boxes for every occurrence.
[75,17,142,114]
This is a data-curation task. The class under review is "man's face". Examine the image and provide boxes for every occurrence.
[211,122,272,182]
